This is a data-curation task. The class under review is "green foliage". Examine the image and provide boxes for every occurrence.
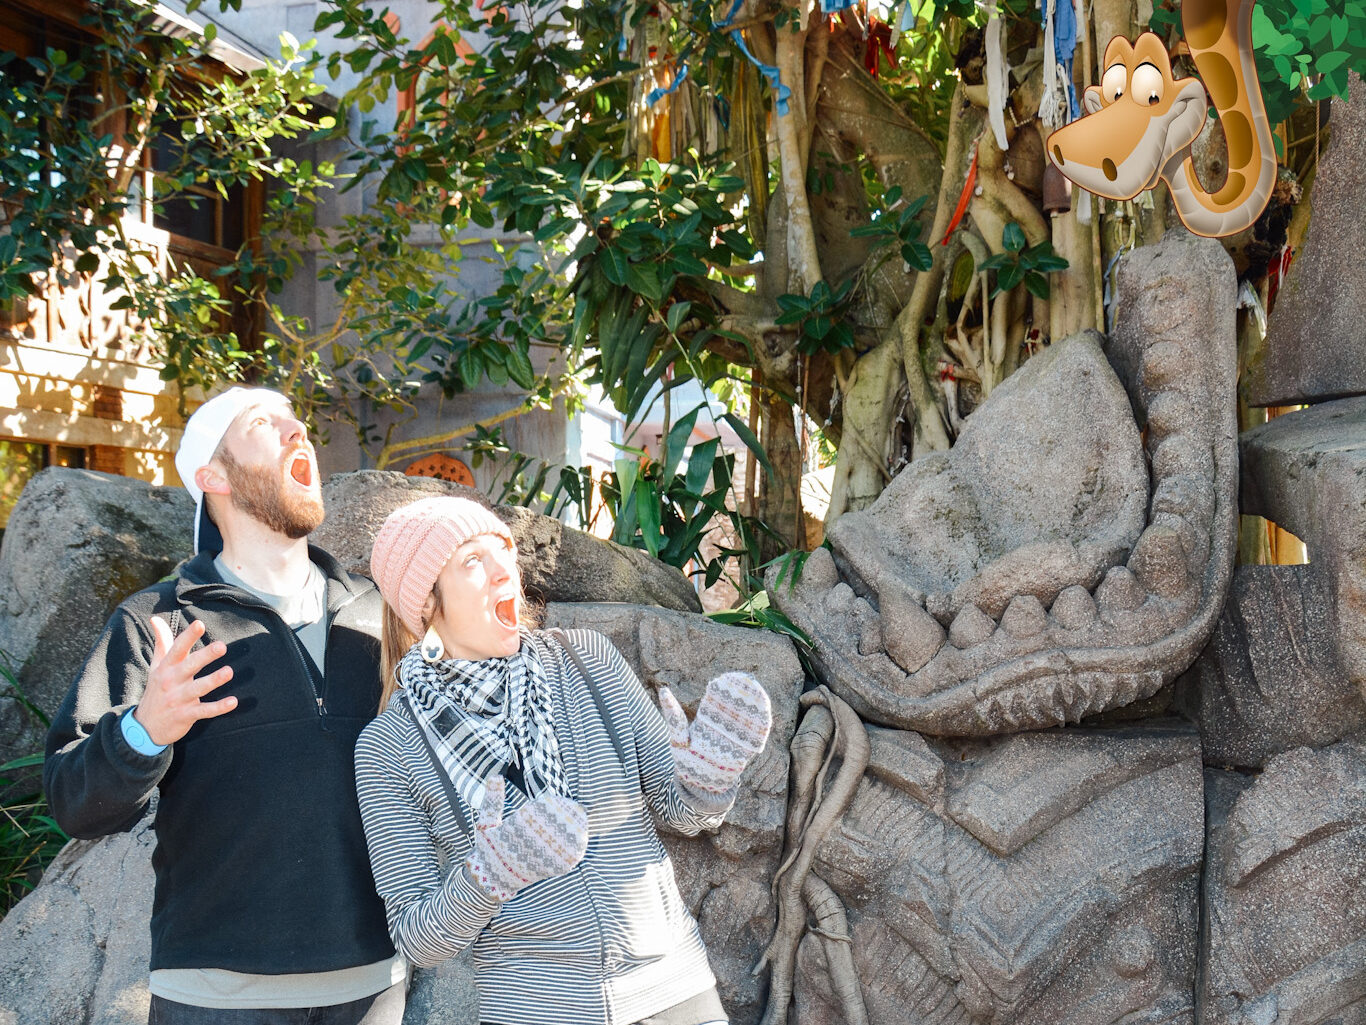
[459,410,773,594]
[776,280,857,356]
[1151,0,1366,124]
[0,5,334,400]
[0,665,64,919]
[459,424,563,507]
[707,589,812,649]
[850,187,934,273]
[978,223,1069,299]
[0,752,66,918]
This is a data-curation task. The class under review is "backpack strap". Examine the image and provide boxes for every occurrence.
[400,690,472,834]
[546,628,628,770]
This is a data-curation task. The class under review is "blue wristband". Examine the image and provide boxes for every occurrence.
[120,709,168,756]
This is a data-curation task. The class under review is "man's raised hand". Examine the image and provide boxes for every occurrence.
[132,617,237,747]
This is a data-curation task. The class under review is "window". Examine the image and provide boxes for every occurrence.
[149,133,246,252]
[0,439,88,528]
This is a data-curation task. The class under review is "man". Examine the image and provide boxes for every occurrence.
[44,388,406,1024]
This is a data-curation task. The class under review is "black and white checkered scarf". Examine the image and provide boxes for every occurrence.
[398,636,567,811]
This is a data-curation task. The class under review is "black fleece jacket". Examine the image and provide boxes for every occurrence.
[43,546,396,975]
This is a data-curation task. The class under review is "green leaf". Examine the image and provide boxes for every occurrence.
[458,346,483,385]
[902,241,933,271]
[996,261,1024,294]
[662,406,700,480]
[627,261,662,303]
[1002,222,1026,252]
[600,248,629,286]
[506,346,535,389]
[684,437,719,497]
[634,476,661,557]
[722,411,772,475]
[665,300,691,335]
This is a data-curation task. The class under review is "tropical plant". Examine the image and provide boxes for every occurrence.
[0,752,67,918]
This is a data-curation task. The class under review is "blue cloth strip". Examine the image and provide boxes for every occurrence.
[730,33,791,115]
[1042,0,1083,121]
[716,0,790,116]
[646,61,690,106]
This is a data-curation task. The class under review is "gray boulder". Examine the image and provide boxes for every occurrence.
[1240,396,1366,707]
[1175,565,1366,768]
[315,470,702,613]
[0,820,156,1025]
[1244,75,1366,407]
[0,470,192,768]
[1201,737,1366,1025]
[771,233,1239,735]
[775,714,1203,1025]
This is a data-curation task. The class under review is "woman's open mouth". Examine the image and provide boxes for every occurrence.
[494,598,519,629]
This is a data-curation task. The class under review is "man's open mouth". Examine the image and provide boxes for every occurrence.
[288,452,313,487]
[494,598,518,629]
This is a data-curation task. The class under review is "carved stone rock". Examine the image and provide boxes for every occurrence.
[1244,74,1366,406]
[1201,737,1366,1025]
[828,333,1148,624]
[316,470,702,613]
[786,720,1203,1025]
[1175,564,1366,768]
[1239,396,1366,707]
[771,234,1238,735]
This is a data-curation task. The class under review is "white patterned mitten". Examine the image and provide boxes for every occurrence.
[659,671,772,801]
[465,775,589,902]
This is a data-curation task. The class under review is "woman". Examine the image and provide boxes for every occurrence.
[355,496,772,1025]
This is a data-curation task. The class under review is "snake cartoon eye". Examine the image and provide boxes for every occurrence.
[1130,62,1164,106]
[1101,63,1127,104]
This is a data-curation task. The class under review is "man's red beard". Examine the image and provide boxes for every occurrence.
[220,449,325,539]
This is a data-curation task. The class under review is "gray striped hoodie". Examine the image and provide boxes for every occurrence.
[354,629,731,1025]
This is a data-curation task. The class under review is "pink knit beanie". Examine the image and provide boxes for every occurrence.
[370,496,514,636]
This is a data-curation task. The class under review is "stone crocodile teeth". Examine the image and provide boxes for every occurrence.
[1096,566,1145,613]
[826,582,856,614]
[855,598,885,656]
[949,603,997,649]
[880,591,946,673]
[1128,525,1191,600]
[1000,595,1048,638]
[1050,585,1099,630]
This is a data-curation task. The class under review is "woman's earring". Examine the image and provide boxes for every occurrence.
[420,626,445,663]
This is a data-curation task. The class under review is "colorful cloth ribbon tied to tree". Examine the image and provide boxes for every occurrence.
[646,61,690,106]
[1038,0,1082,126]
[717,0,792,115]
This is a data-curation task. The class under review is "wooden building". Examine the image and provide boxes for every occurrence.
[0,0,272,528]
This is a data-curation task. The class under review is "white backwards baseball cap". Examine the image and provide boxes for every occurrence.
[175,386,281,554]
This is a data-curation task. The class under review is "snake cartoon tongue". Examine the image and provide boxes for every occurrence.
[495,598,518,629]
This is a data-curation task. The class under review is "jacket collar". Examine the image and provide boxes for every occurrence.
[175,544,373,608]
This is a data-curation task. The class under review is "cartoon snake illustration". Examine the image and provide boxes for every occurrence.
[1046,0,1276,238]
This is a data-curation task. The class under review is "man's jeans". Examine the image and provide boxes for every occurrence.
[148,982,405,1025]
